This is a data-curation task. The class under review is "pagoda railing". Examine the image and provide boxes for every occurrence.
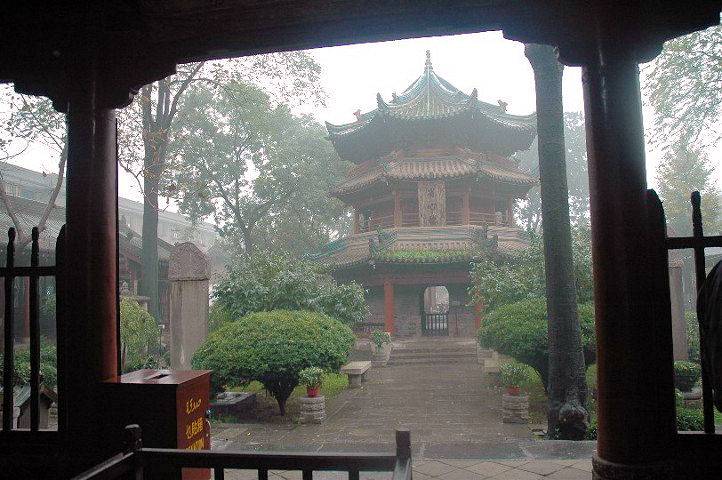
[401,212,419,227]
[470,212,509,227]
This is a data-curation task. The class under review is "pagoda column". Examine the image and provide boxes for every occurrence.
[393,191,401,227]
[353,208,360,234]
[462,191,470,225]
[581,36,676,478]
[384,279,395,334]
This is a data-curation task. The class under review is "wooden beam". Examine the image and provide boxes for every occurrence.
[393,191,401,227]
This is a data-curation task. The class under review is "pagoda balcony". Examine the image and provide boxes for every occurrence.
[361,211,510,232]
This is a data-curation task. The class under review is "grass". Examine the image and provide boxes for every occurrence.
[223,373,349,424]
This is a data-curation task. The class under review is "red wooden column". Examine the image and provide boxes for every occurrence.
[393,191,401,227]
[582,37,675,478]
[384,279,395,334]
[63,60,119,450]
[462,191,470,225]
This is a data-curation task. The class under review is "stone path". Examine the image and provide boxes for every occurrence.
[211,339,594,479]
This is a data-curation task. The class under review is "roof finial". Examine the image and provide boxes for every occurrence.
[353,109,361,120]
[425,50,432,68]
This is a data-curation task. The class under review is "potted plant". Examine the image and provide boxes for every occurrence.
[500,362,529,396]
[673,360,701,393]
[370,331,391,367]
[299,367,324,398]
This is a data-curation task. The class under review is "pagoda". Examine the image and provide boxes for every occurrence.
[313,52,537,337]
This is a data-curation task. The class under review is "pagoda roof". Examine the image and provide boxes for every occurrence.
[310,225,528,269]
[326,51,537,163]
[332,149,536,197]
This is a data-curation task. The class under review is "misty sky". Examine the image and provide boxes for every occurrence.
[4,30,720,209]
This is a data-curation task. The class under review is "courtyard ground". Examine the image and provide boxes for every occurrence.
[210,339,595,479]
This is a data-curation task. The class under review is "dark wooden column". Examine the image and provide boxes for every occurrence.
[353,208,360,234]
[462,191,470,225]
[384,279,395,334]
[582,39,676,477]
[63,61,119,450]
[393,191,401,227]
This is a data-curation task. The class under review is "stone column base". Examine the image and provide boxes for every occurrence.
[592,455,673,480]
[299,396,326,424]
[502,394,529,423]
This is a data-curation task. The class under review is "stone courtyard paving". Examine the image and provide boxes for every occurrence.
[211,341,595,479]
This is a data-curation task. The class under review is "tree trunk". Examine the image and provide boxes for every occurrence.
[140,174,160,321]
[525,44,588,440]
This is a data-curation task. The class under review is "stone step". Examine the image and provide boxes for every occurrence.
[390,351,476,359]
[387,355,477,365]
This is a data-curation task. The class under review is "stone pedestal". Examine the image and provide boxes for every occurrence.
[169,242,211,369]
[502,394,529,424]
[211,392,257,420]
[682,388,703,409]
[371,344,391,367]
[299,395,326,424]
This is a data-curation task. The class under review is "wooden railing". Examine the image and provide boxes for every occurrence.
[73,425,413,480]
[368,214,394,231]
[469,212,508,227]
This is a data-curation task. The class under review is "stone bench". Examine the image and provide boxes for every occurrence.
[340,361,372,388]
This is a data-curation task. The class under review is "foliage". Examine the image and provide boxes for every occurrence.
[686,311,700,363]
[192,310,355,415]
[166,81,350,260]
[676,407,705,431]
[673,360,701,392]
[514,111,589,233]
[655,136,721,235]
[213,252,368,325]
[675,388,685,409]
[644,22,722,152]
[500,362,531,389]
[298,367,324,388]
[0,338,57,388]
[477,299,596,388]
[120,299,161,373]
[469,226,593,313]
[585,364,597,393]
[369,331,391,352]
[209,302,234,333]
[379,249,470,263]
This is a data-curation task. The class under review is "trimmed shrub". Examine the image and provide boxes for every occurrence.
[299,367,324,388]
[676,407,705,431]
[477,299,595,389]
[370,331,391,352]
[0,338,57,388]
[192,310,355,415]
[213,253,368,326]
[500,362,531,389]
[673,360,701,392]
[120,299,161,373]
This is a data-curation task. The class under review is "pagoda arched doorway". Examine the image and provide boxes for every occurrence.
[420,286,449,336]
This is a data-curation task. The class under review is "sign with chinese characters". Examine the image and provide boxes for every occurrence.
[174,374,211,479]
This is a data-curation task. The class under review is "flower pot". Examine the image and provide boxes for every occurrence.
[506,386,521,396]
[371,348,390,367]
[306,386,320,398]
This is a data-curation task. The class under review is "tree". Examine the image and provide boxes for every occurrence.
[656,135,721,235]
[515,111,589,233]
[119,299,161,373]
[192,310,355,415]
[644,22,722,152]
[166,81,349,259]
[213,252,368,326]
[0,91,67,249]
[469,226,594,312]
[118,52,325,319]
[526,43,588,440]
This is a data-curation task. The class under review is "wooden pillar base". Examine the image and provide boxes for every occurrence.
[592,456,672,480]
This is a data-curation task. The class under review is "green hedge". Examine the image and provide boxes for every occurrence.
[192,310,355,415]
[477,298,595,389]
[673,360,701,392]
[0,338,57,388]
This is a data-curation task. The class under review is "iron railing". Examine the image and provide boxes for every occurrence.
[73,425,413,480]
[1,226,61,435]
[665,192,722,434]
[422,313,448,336]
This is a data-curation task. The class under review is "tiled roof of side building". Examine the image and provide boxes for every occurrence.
[326,51,536,163]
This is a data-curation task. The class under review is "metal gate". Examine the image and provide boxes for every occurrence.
[422,313,448,336]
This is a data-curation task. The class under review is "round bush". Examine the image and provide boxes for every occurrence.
[477,299,595,389]
[192,310,355,415]
[676,407,704,431]
[674,360,701,392]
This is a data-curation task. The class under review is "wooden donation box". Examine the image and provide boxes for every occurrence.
[102,369,212,479]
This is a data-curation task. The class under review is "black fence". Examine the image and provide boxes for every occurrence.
[1,226,62,435]
[422,313,448,336]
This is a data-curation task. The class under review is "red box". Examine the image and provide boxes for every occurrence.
[102,369,212,479]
